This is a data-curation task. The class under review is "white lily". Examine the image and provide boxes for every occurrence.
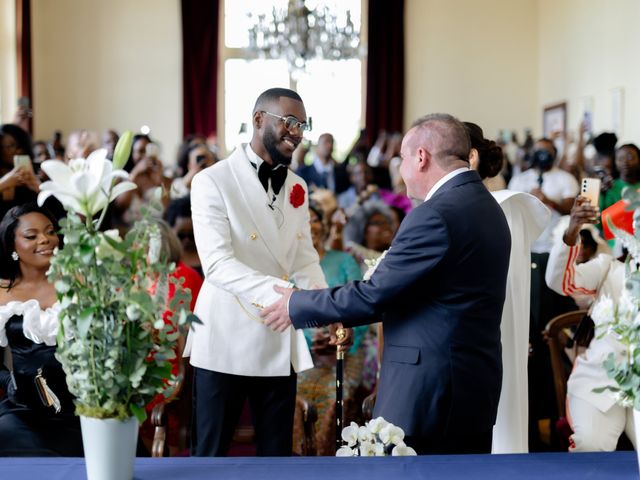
[379,424,405,445]
[391,443,417,456]
[37,148,136,218]
[341,421,360,447]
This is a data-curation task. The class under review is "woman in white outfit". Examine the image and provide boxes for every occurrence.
[545,197,635,452]
[465,122,550,454]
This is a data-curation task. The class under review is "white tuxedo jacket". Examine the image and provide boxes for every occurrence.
[184,145,327,376]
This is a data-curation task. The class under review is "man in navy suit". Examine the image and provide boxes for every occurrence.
[262,113,511,454]
[296,133,351,194]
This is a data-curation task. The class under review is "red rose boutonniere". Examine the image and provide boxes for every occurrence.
[289,183,305,208]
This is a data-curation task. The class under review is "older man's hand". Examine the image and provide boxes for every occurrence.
[261,285,295,332]
[328,323,354,353]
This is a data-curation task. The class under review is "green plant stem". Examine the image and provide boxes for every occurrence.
[94,181,116,232]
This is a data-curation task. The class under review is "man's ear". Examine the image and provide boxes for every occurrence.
[253,110,262,130]
[417,146,431,171]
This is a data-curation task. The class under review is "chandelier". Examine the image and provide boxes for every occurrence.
[246,0,362,74]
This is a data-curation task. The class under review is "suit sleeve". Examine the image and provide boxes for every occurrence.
[290,208,450,328]
[190,171,290,306]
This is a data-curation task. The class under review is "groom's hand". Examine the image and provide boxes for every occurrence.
[261,285,295,332]
[328,323,354,352]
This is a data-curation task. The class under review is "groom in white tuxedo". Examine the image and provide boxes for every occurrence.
[185,88,336,456]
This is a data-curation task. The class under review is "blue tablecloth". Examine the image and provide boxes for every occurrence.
[0,451,636,480]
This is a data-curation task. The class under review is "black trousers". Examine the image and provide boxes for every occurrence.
[191,366,297,457]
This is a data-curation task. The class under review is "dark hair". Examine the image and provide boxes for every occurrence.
[464,122,504,179]
[164,196,191,227]
[253,88,303,113]
[124,134,152,172]
[0,123,34,159]
[177,143,208,175]
[0,203,60,288]
[593,132,618,157]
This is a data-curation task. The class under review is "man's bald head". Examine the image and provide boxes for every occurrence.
[410,113,470,168]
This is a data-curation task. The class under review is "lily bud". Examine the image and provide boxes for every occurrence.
[112,130,133,170]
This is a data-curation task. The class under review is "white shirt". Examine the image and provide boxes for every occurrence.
[245,144,286,229]
[424,167,470,202]
[312,156,335,191]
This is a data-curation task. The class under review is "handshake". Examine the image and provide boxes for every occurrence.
[260,285,354,352]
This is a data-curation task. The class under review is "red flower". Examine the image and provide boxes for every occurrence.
[289,183,305,208]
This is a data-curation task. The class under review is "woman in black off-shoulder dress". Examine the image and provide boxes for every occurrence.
[0,203,82,456]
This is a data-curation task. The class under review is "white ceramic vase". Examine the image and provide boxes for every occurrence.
[80,416,138,480]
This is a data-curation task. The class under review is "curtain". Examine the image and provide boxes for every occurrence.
[181,0,220,138]
[15,0,32,133]
[365,0,405,146]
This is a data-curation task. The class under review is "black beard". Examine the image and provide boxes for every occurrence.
[263,126,292,167]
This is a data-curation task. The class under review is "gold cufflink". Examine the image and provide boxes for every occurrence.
[250,233,258,240]
[282,274,289,282]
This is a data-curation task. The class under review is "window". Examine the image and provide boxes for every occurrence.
[221,0,364,158]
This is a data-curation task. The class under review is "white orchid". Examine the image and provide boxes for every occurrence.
[379,424,405,445]
[341,421,359,447]
[359,442,377,456]
[366,416,389,434]
[337,417,416,457]
[391,443,418,456]
[336,446,356,457]
[37,148,136,218]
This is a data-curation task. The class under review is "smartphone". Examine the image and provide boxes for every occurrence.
[581,177,601,207]
[145,143,160,158]
[13,155,33,172]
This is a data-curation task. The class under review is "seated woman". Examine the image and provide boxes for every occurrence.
[0,203,83,456]
[294,204,367,456]
[545,197,634,452]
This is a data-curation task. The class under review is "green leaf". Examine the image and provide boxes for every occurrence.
[77,307,95,339]
[129,402,147,423]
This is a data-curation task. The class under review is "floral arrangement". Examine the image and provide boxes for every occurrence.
[336,417,417,456]
[363,248,389,281]
[593,187,640,407]
[38,132,196,421]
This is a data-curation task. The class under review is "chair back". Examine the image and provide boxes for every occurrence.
[544,310,587,418]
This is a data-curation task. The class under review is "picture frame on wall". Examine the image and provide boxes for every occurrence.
[543,102,567,138]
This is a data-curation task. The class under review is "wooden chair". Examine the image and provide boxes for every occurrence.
[151,379,318,456]
[543,309,587,419]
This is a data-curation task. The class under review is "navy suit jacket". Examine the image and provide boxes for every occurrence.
[296,160,351,194]
[289,171,511,442]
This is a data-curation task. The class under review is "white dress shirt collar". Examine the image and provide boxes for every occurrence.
[424,167,470,202]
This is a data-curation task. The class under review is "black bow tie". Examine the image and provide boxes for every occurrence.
[256,161,288,195]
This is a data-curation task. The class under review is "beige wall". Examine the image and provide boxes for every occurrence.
[538,0,640,143]
[31,0,182,161]
[404,0,539,139]
[0,0,17,125]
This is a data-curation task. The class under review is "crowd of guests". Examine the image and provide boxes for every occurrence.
[0,112,638,456]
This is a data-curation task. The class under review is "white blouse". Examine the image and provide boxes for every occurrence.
[0,300,62,347]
